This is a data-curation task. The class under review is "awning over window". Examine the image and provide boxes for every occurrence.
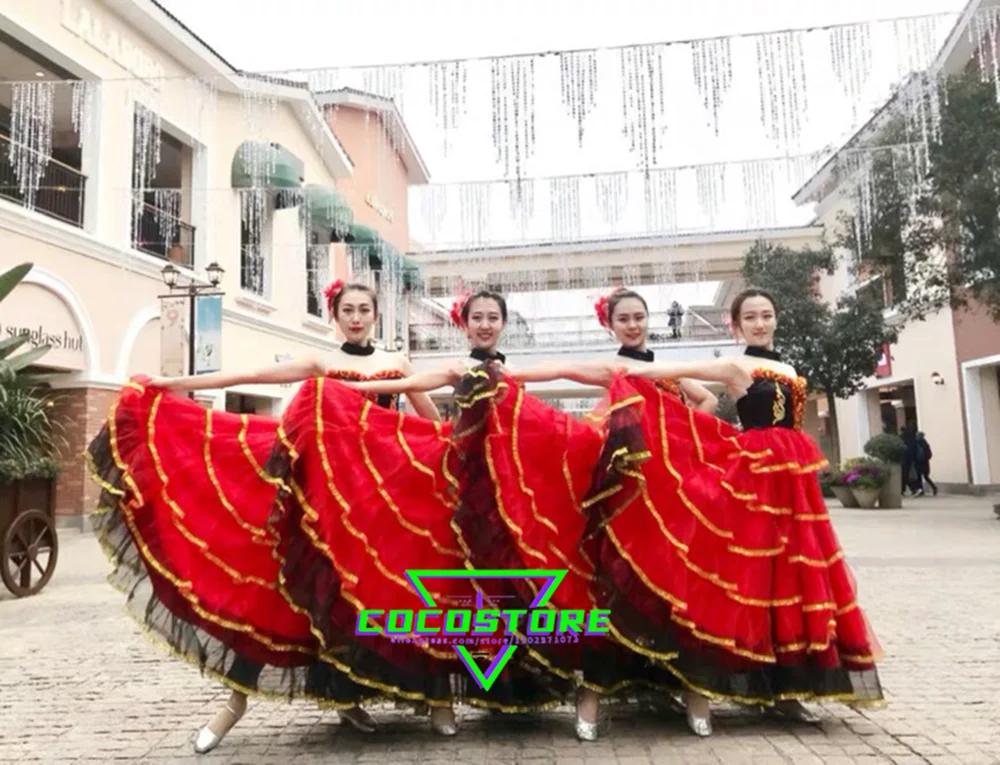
[301,184,354,242]
[347,223,422,292]
[231,141,304,191]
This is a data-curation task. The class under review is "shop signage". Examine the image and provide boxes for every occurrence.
[365,193,394,223]
[193,295,222,375]
[0,284,87,372]
[61,0,165,85]
[0,323,84,354]
[160,296,188,377]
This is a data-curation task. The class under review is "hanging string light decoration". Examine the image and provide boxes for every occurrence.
[559,51,599,147]
[621,263,641,288]
[508,179,535,237]
[756,31,809,148]
[830,23,874,126]
[595,172,629,233]
[695,164,726,229]
[691,38,733,137]
[70,80,98,151]
[428,61,469,156]
[893,16,945,156]
[621,44,668,168]
[238,77,279,250]
[131,98,163,244]
[9,80,55,209]
[361,65,406,113]
[550,176,581,240]
[491,56,537,180]
[644,169,678,235]
[420,185,449,244]
[460,183,491,245]
[972,4,1000,100]
[742,159,778,228]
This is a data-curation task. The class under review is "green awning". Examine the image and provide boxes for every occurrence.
[302,184,353,242]
[348,223,380,245]
[231,141,303,191]
[347,223,423,291]
[402,256,423,290]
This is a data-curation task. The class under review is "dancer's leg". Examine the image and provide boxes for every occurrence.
[194,656,261,754]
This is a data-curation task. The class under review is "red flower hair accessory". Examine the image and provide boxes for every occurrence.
[450,288,473,329]
[594,287,625,329]
[323,279,345,319]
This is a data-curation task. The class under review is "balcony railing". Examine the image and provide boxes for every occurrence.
[131,199,196,268]
[410,314,731,353]
[241,245,267,296]
[0,133,86,227]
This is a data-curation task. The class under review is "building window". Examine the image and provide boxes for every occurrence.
[240,217,268,297]
[131,105,195,267]
[0,37,87,227]
[306,234,329,318]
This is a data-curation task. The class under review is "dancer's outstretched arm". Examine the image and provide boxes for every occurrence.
[399,358,442,421]
[348,362,467,396]
[147,357,327,392]
[679,379,719,414]
[628,359,753,394]
[510,360,624,387]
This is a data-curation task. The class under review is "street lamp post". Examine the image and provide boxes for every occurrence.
[160,262,225,399]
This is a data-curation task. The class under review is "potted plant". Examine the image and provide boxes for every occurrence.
[842,458,889,509]
[823,466,858,508]
[864,433,906,509]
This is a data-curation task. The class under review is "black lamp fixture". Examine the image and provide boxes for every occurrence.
[205,261,225,287]
[394,335,405,352]
[161,262,225,289]
[160,263,179,289]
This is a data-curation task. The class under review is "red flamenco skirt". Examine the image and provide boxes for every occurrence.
[85,377,376,705]
[267,375,572,711]
[449,364,652,693]
[589,375,884,705]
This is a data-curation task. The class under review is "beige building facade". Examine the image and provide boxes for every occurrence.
[0,0,425,523]
[794,0,1000,488]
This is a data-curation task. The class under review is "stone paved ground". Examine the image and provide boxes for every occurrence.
[1,497,999,764]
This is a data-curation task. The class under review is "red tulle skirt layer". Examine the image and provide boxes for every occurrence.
[589,375,883,703]
[88,376,573,710]
[449,366,654,691]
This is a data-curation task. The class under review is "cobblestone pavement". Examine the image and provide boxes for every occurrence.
[2,497,999,764]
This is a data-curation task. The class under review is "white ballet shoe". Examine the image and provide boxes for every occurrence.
[193,696,246,754]
[683,691,713,737]
[430,706,458,736]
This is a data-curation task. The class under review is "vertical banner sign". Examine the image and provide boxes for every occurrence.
[159,296,188,376]
[875,342,892,378]
[194,295,223,374]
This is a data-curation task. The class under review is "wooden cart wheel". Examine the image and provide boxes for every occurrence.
[1,509,59,598]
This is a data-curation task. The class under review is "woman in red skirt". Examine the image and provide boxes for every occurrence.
[512,288,884,737]
[87,281,465,753]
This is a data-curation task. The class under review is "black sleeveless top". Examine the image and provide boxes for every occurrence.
[736,375,797,430]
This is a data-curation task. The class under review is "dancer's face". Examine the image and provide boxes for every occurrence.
[465,297,505,352]
[335,289,377,345]
[610,297,648,349]
[736,295,777,348]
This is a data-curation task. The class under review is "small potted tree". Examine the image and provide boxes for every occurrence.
[864,433,906,509]
[843,458,889,509]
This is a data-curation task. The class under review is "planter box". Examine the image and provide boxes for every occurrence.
[852,488,880,509]
[878,464,903,509]
[831,486,859,508]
